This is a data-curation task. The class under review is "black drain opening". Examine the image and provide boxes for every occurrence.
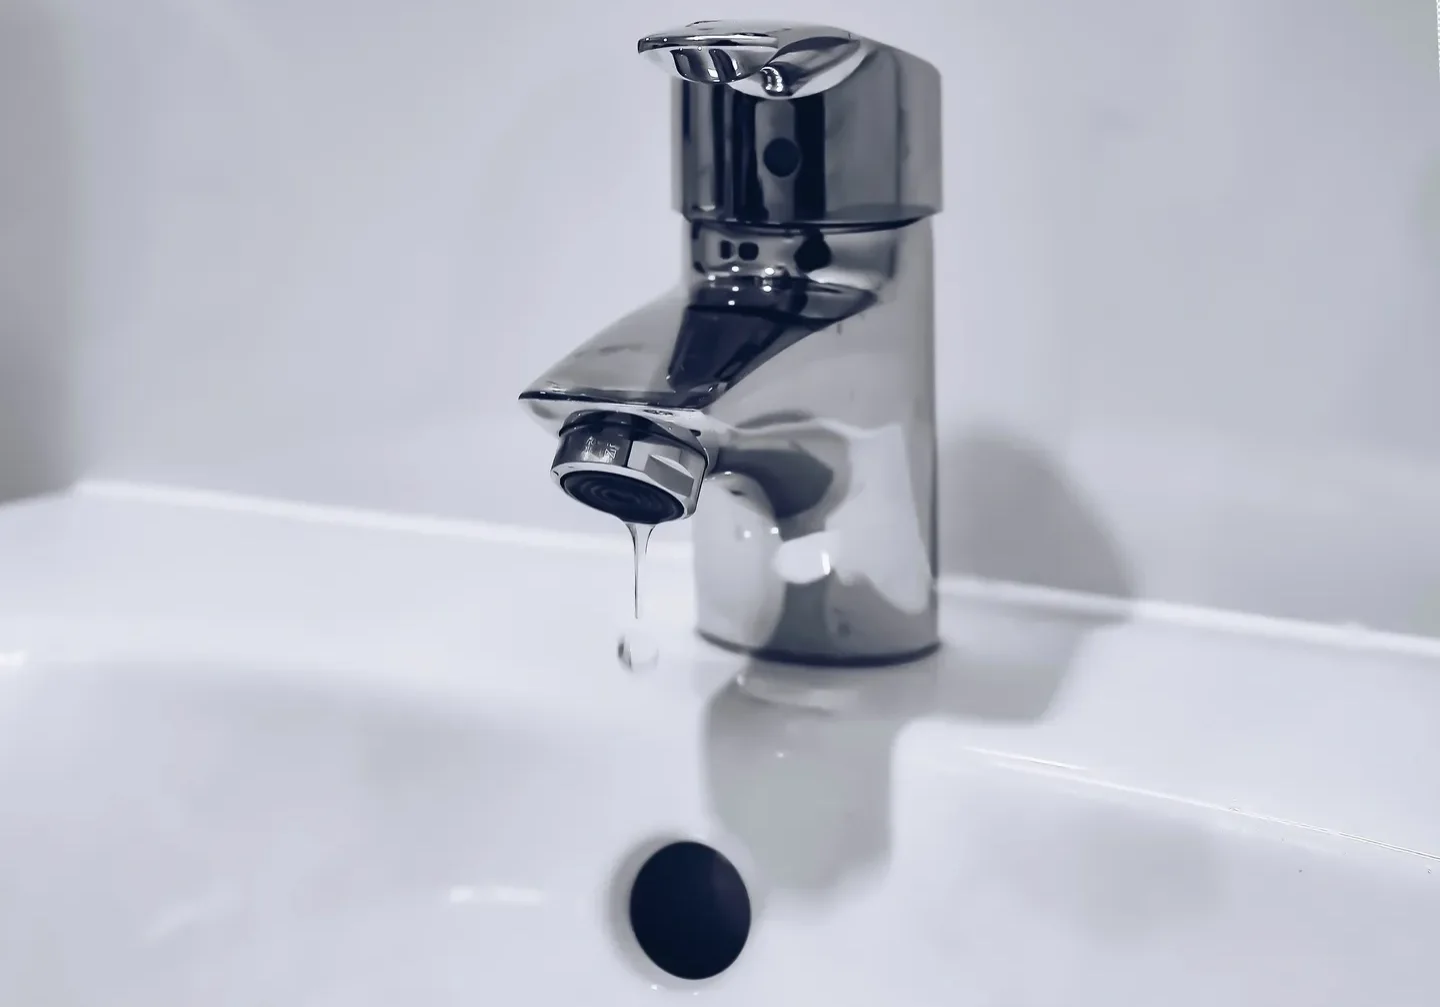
[628,841,751,980]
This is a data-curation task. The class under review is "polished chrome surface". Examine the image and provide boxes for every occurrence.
[642,20,941,225]
[520,21,941,666]
[637,22,869,98]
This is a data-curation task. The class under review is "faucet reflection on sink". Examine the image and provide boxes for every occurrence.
[519,21,943,667]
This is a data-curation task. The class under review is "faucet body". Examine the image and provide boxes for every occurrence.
[520,23,942,666]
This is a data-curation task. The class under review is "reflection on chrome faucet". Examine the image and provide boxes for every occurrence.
[519,21,943,666]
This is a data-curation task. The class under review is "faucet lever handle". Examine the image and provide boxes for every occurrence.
[637,21,867,98]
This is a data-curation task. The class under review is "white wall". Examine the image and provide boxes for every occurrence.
[5,0,1440,635]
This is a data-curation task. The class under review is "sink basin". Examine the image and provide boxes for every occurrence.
[0,483,1436,1005]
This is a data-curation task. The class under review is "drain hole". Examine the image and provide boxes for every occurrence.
[628,841,751,980]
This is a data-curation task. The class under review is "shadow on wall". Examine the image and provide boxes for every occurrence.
[940,425,1133,598]
[702,426,1135,899]
[0,2,74,502]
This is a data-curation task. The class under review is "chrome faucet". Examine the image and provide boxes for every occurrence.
[520,21,942,666]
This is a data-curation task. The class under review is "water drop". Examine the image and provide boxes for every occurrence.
[618,522,658,671]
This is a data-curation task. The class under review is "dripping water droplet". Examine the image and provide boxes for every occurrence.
[618,521,658,671]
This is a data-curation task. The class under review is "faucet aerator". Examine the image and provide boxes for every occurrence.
[550,417,707,524]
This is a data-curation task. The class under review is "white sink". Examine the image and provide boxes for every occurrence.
[0,484,1436,1005]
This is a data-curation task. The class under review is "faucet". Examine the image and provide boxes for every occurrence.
[520,21,942,666]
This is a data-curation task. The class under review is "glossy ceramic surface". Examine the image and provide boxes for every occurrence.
[0,485,1436,1004]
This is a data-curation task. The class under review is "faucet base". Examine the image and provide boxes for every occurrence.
[699,631,941,670]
